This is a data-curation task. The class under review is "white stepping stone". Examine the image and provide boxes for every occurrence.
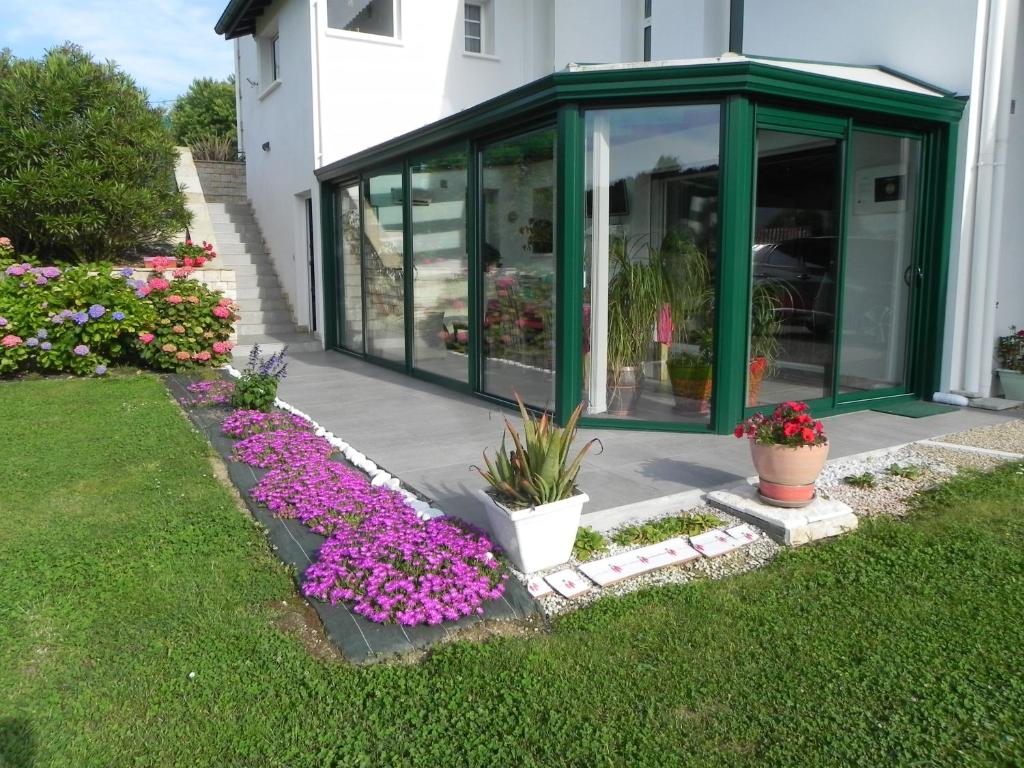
[726,524,760,545]
[526,577,553,598]
[544,569,592,598]
[578,537,699,587]
[690,529,742,558]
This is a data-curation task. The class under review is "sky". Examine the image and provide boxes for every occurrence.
[0,0,235,106]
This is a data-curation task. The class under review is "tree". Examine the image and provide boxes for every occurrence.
[169,76,237,148]
[0,45,190,263]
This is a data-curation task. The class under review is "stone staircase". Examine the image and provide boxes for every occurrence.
[193,160,320,357]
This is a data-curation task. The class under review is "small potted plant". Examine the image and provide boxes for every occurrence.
[473,395,600,573]
[667,328,713,414]
[735,401,828,507]
[996,326,1024,400]
[231,344,288,412]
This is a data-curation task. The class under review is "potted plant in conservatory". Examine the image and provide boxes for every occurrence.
[606,236,664,416]
[748,281,785,405]
[735,401,828,507]
[996,326,1024,400]
[474,395,600,573]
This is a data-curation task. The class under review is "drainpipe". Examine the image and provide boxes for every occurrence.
[234,39,244,156]
[960,0,1018,397]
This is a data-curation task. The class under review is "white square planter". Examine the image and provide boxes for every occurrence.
[476,489,588,574]
[997,369,1024,401]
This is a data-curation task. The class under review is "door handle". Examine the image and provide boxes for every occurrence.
[903,266,924,286]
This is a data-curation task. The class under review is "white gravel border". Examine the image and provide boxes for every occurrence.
[222,364,446,522]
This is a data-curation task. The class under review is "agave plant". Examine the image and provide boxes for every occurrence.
[475,394,600,508]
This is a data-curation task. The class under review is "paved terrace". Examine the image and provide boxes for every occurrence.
[273,351,1017,530]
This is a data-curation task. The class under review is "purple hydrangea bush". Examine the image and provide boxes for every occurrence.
[230,415,507,626]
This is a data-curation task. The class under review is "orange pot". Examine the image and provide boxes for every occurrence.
[750,441,829,487]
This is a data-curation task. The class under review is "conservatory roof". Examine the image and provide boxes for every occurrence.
[315,53,964,182]
[566,54,952,98]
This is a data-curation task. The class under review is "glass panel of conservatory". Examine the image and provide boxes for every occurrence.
[362,170,406,363]
[838,131,921,394]
[410,148,469,383]
[480,128,557,409]
[749,129,842,406]
[583,105,721,423]
[335,181,363,352]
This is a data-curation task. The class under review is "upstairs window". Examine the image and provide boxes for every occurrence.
[463,1,494,55]
[465,3,482,53]
[328,0,399,38]
[271,35,281,81]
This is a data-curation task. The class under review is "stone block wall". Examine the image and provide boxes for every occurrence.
[194,160,248,202]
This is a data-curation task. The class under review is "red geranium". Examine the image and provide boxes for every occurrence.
[734,401,827,447]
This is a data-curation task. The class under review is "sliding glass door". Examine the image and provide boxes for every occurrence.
[837,130,921,398]
[749,127,843,407]
[479,128,557,409]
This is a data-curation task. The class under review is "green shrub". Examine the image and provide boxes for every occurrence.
[135,270,239,372]
[0,261,154,376]
[169,76,237,148]
[0,45,190,263]
[572,526,608,562]
[843,472,877,488]
[231,345,289,412]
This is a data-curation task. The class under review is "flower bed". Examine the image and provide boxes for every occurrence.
[0,245,238,376]
[213,400,507,626]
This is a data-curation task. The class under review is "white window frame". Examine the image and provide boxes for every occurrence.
[462,0,496,59]
[642,0,652,62]
[325,0,403,43]
[258,29,282,100]
[465,3,483,53]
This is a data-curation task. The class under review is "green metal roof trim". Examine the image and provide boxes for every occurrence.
[215,0,274,39]
[315,59,965,182]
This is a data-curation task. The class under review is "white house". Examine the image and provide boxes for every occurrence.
[217,0,1023,433]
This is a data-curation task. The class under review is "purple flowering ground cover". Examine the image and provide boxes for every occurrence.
[2,375,1022,767]
[167,375,533,660]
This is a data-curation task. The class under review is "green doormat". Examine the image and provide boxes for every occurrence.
[871,400,960,418]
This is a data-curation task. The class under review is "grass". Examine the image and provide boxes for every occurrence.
[1,375,1023,767]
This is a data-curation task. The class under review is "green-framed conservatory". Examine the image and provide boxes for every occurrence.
[316,56,964,434]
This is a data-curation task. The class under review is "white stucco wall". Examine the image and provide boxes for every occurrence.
[229,0,1018,396]
[236,0,318,333]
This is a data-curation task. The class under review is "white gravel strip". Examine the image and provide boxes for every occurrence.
[222,365,446,521]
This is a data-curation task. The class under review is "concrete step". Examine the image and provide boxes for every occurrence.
[235,296,289,311]
[235,308,295,325]
[236,273,288,289]
[238,321,305,336]
[216,242,267,256]
[235,286,288,301]
[233,333,322,356]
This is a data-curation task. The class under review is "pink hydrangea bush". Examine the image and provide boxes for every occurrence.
[222,409,313,439]
[134,266,238,372]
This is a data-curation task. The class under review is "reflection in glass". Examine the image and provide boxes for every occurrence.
[362,171,406,363]
[410,149,469,383]
[335,182,363,352]
[839,132,920,393]
[583,105,720,424]
[480,129,557,408]
[750,130,841,405]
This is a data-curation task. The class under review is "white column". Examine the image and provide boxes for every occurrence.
[588,115,611,414]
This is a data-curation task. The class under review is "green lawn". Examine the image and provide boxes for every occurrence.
[1,375,1022,767]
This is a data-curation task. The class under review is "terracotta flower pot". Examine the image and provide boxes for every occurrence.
[750,441,829,507]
